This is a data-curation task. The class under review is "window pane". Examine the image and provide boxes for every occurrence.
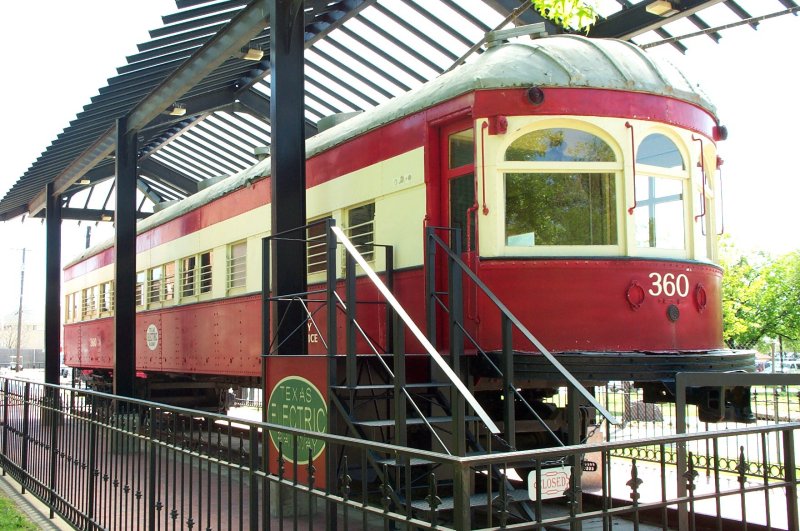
[636,133,684,169]
[164,263,175,301]
[450,174,476,251]
[505,173,617,246]
[200,252,212,293]
[228,242,247,289]
[136,272,146,306]
[307,220,329,275]
[182,257,196,297]
[348,204,375,261]
[634,175,685,249]
[505,129,615,162]
[99,283,111,312]
[149,267,162,303]
[449,129,474,168]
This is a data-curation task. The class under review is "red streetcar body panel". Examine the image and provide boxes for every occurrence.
[475,259,723,353]
[471,88,717,138]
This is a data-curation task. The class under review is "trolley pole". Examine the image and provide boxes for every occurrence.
[15,248,27,372]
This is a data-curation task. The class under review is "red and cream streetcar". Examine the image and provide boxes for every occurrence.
[62,35,751,419]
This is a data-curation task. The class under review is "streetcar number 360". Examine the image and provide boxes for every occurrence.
[648,272,689,297]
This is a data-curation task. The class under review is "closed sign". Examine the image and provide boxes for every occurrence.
[528,467,572,500]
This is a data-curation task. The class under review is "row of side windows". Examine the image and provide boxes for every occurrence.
[65,200,376,323]
[66,244,246,322]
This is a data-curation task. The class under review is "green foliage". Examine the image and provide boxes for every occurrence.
[531,0,598,31]
[720,236,800,351]
[0,494,37,530]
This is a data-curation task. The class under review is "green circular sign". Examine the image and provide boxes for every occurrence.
[267,376,327,463]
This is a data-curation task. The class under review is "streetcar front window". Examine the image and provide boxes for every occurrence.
[503,128,619,248]
[633,176,684,249]
[634,133,687,250]
[505,128,614,163]
[505,173,617,246]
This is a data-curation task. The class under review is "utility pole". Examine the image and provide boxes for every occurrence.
[15,248,27,372]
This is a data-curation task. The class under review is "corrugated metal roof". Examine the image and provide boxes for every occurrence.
[1,0,796,221]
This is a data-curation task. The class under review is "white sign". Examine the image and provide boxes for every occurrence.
[145,324,159,351]
[528,466,572,501]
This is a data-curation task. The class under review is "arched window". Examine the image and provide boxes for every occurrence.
[633,134,686,250]
[503,128,619,247]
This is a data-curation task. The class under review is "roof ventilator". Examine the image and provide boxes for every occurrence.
[485,22,547,48]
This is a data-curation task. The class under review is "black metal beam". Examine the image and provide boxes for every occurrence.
[114,117,138,400]
[482,0,560,31]
[270,0,307,355]
[64,162,117,194]
[57,208,152,222]
[724,1,758,29]
[140,113,213,157]
[28,0,271,215]
[44,183,61,386]
[589,0,725,39]
[139,158,200,195]
[232,0,374,94]
[0,205,30,222]
[164,1,248,25]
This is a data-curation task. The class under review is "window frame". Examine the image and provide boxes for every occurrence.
[180,251,213,301]
[345,202,376,265]
[227,240,247,293]
[497,123,623,256]
[99,281,114,316]
[307,216,333,277]
[631,130,692,259]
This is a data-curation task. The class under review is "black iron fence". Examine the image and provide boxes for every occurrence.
[1,377,799,530]
[580,380,800,481]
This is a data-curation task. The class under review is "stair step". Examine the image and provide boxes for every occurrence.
[353,415,480,428]
[331,382,450,391]
[410,488,530,511]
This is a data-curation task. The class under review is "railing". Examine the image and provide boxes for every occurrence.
[262,219,500,453]
[1,377,798,530]
[333,224,500,435]
[425,227,617,449]
[589,376,800,481]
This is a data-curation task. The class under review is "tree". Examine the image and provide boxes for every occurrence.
[531,0,598,31]
[720,239,800,351]
[0,314,20,351]
[759,251,800,345]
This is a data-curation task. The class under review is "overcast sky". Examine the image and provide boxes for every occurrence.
[0,1,798,321]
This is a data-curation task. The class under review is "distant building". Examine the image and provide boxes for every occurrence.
[0,317,45,368]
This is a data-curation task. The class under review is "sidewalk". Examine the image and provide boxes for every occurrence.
[0,471,71,530]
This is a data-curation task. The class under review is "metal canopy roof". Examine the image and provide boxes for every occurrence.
[1,0,797,222]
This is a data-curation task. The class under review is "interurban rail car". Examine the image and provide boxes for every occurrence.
[62,35,752,413]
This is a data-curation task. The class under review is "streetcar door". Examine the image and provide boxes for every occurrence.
[436,121,479,348]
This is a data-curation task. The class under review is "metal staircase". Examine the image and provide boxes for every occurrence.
[262,219,618,526]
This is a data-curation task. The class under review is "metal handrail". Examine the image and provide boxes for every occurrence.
[332,225,501,434]
[426,229,618,425]
[331,290,452,453]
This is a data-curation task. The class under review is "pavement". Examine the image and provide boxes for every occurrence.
[0,471,71,530]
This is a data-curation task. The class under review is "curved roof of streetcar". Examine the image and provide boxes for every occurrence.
[1,0,798,222]
[66,34,722,266]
